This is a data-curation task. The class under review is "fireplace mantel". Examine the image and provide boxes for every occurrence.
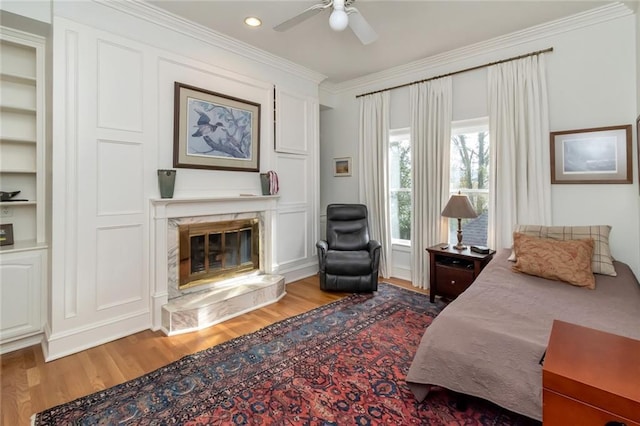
[149,194,280,330]
[151,195,279,219]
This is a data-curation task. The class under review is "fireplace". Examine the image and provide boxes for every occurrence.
[178,219,259,289]
[151,195,284,335]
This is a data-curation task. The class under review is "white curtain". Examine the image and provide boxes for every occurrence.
[410,77,452,290]
[359,91,392,278]
[488,54,552,250]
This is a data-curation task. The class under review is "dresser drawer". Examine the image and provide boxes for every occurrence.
[435,264,474,297]
[543,389,640,426]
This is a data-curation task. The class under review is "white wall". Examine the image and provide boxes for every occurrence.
[320,6,640,278]
[42,1,322,360]
[0,0,51,24]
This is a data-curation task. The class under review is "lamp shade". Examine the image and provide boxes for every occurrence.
[441,192,477,219]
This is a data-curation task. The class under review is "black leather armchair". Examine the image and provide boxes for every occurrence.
[316,204,381,292]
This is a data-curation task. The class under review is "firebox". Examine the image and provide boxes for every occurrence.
[178,218,259,289]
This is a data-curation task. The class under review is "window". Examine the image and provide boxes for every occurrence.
[449,118,490,246]
[389,128,411,244]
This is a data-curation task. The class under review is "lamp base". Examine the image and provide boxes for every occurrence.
[454,219,466,250]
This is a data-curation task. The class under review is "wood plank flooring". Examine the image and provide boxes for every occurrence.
[1,276,423,426]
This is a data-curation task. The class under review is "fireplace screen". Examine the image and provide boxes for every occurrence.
[178,219,259,289]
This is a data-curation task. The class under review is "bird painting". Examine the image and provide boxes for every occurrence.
[191,110,224,138]
[187,100,253,160]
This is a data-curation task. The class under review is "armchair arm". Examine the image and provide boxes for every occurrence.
[368,240,381,255]
[368,240,382,274]
[316,240,329,272]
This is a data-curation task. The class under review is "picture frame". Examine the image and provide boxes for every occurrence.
[173,82,261,172]
[550,124,632,184]
[637,115,640,195]
[334,157,352,177]
[0,224,14,246]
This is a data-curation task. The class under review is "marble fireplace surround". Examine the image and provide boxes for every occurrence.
[150,195,282,334]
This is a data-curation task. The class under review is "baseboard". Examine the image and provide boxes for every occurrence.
[279,261,318,283]
[391,265,411,281]
[42,311,151,361]
[0,332,44,355]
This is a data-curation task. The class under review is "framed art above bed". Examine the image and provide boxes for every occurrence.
[550,124,632,184]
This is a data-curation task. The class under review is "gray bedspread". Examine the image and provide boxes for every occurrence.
[405,249,640,421]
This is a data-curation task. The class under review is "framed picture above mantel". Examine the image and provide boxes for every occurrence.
[173,82,261,172]
[550,124,632,184]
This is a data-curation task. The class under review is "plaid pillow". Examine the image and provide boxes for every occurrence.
[508,224,616,276]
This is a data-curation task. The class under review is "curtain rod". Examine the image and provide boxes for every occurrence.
[355,47,554,99]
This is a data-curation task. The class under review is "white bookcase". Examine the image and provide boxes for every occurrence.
[0,26,47,353]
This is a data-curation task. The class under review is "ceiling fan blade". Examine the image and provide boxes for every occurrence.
[273,2,331,32]
[347,7,378,45]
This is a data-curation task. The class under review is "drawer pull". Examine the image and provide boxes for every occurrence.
[450,280,456,285]
[605,422,626,426]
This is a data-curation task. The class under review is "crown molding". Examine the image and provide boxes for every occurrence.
[93,0,327,85]
[323,2,633,96]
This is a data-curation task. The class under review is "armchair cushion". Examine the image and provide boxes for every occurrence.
[325,250,373,275]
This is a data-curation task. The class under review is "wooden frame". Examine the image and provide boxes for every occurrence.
[637,116,640,195]
[333,157,352,177]
[0,223,14,246]
[550,124,632,184]
[173,82,260,172]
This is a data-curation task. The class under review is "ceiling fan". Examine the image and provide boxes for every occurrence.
[273,0,378,45]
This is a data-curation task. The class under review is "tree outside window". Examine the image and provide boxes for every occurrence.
[449,118,490,246]
[389,129,411,243]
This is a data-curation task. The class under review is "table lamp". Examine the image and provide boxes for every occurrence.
[441,191,478,250]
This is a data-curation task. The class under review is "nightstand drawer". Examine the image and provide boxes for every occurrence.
[543,389,639,426]
[426,245,494,303]
[436,264,474,296]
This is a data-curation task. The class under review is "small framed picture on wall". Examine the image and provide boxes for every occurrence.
[334,157,352,177]
[637,115,640,194]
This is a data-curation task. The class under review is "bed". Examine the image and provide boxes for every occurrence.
[405,247,640,421]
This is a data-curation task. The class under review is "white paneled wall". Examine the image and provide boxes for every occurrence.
[45,2,321,360]
[274,89,319,282]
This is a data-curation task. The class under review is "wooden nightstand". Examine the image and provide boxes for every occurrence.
[542,320,640,426]
[426,244,494,303]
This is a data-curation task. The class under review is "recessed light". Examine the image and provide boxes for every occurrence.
[244,17,262,27]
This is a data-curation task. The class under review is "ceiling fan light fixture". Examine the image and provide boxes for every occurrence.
[329,9,348,31]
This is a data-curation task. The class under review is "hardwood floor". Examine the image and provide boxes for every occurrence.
[1,276,423,426]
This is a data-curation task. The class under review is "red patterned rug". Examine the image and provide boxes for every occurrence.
[34,283,539,425]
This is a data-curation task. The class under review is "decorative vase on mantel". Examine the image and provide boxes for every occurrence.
[157,169,176,198]
[260,170,279,196]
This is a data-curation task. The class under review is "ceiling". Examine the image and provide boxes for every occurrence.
[147,1,627,84]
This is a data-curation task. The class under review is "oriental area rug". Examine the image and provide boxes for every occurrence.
[34,284,538,425]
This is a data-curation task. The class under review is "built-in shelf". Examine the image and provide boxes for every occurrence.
[0,201,35,206]
[0,136,36,144]
[0,239,47,254]
[1,169,37,174]
[0,72,36,85]
[0,26,47,355]
[0,105,36,114]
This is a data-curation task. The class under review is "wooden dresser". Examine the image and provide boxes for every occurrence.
[542,320,640,426]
